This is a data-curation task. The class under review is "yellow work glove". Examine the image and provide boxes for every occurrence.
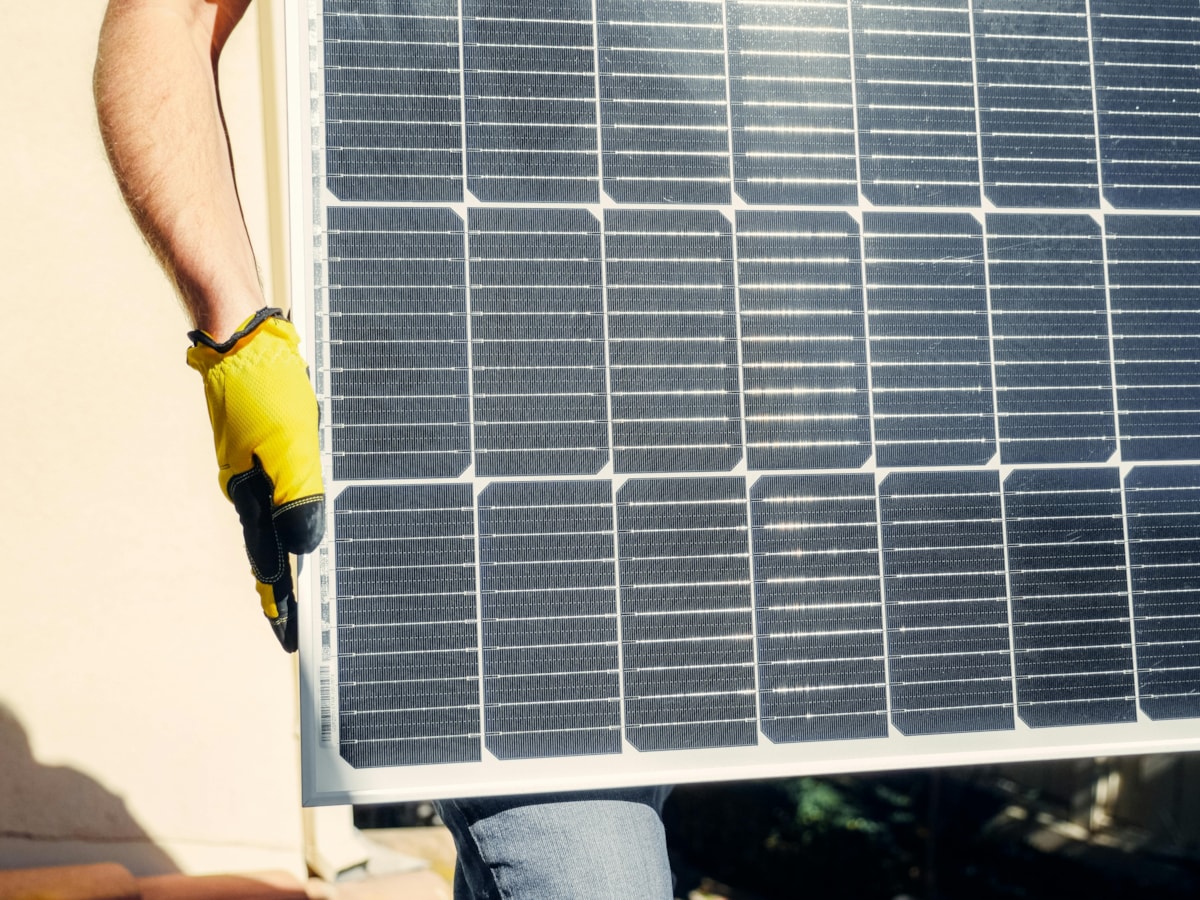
[186,307,325,652]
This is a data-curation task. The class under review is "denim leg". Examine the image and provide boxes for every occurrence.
[434,787,674,900]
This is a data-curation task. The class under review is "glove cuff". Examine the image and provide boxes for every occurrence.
[188,307,285,353]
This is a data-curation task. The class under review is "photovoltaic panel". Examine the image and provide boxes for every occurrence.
[289,0,1200,805]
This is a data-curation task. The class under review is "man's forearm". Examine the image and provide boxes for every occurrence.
[95,0,262,341]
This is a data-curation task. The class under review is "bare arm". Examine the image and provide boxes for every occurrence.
[95,0,323,652]
[95,0,262,341]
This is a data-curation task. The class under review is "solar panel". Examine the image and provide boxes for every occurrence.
[288,0,1200,805]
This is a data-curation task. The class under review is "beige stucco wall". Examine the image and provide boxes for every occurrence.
[0,2,306,877]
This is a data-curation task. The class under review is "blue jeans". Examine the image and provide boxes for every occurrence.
[434,787,674,899]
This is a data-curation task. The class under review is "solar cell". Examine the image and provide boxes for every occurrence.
[323,0,464,201]
[973,0,1099,208]
[736,211,871,470]
[605,209,743,473]
[727,0,858,205]
[478,480,622,758]
[1107,216,1200,461]
[327,206,471,479]
[750,473,887,742]
[1004,467,1136,728]
[467,207,609,475]
[616,476,758,751]
[1125,466,1200,720]
[879,470,1014,735]
[597,0,733,203]
[334,483,481,767]
[462,0,600,201]
[851,0,981,207]
[862,212,995,467]
[985,213,1116,463]
[1092,1,1200,209]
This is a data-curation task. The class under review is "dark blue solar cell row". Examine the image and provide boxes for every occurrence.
[324,0,1200,208]
[863,213,996,467]
[605,209,743,473]
[329,465,1200,765]
[477,480,622,758]
[986,214,1116,464]
[615,477,758,751]
[726,0,857,206]
[326,206,471,479]
[878,471,1014,736]
[973,0,1099,208]
[462,0,599,202]
[1125,466,1200,721]
[1107,216,1200,462]
[334,484,480,767]
[596,0,731,204]
[326,211,1200,479]
[467,208,608,476]
[736,211,870,470]
[1092,1,1200,209]
[750,473,887,743]
[323,0,463,201]
[1004,467,1136,728]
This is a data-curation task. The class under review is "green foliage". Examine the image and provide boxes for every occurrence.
[785,776,886,837]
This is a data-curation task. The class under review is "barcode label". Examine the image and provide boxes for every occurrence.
[319,665,333,745]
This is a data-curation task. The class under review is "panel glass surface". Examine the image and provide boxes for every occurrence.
[294,0,1200,804]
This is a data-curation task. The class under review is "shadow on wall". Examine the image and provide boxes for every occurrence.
[0,703,178,875]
